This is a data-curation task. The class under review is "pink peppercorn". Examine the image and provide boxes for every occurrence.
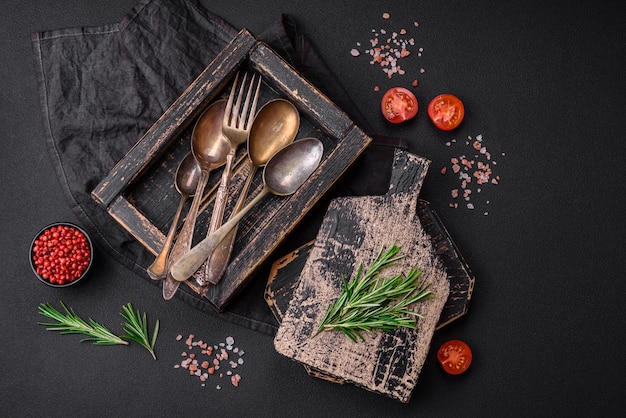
[31,224,92,286]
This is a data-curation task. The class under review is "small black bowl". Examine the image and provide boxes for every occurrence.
[29,222,94,287]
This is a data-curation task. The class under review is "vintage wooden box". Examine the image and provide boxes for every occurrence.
[91,29,372,309]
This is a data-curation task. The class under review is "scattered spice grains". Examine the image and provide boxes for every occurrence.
[441,134,505,215]
[349,11,424,80]
[174,334,245,389]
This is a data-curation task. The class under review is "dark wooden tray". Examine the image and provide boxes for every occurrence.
[91,29,372,310]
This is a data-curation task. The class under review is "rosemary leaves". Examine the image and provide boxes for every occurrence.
[316,244,433,342]
[121,303,159,360]
[38,301,159,359]
[38,302,128,346]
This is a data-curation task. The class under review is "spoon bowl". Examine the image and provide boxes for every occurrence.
[264,137,323,195]
[192,103,232,170]
[146,152,201,280]
[248,99,300,166]
[175,152,203,196]
[170,137,323,282]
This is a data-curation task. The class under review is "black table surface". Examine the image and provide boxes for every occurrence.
[2,1,624,416]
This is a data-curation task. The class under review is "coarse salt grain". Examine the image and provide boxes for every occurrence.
[350,13,425,81]
[441,134,504,213]
[175,334,246,390]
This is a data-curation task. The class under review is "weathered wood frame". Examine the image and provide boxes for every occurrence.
[91,29,372,310]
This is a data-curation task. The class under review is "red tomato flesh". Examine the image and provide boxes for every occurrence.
[437,339,472,375]
[427,94,465,130]
[381,87,418,123]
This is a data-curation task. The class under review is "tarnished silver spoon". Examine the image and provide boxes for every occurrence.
[147,152,201,281]
[162,100,231,300]
[170,137,323,282]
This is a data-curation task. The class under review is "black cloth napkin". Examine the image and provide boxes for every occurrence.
[31,0,407,335]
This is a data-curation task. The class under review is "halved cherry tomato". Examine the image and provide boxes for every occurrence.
[427,94,465,131]
[437,339,472,375]
[381,87,418,123]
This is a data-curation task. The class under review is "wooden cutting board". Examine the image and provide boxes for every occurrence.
[273,190,449,403]
[266,149,474,329]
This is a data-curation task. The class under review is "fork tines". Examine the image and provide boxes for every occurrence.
[224,71,262,132]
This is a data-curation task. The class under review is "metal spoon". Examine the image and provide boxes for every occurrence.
[170,137,324,282]
[162,100,231,300]
[146,152,201,281]
[202,98,300,285]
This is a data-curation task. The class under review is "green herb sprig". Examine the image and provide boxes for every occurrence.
[38,302,159,359]
[316,244,434,342]
[120,303,159,360]
[38,302,128,346]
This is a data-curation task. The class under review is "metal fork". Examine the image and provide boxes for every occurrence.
[223,72,262,147]
[195,71,261,287]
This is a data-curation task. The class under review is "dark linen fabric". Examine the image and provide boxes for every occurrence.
[31,0,406,335]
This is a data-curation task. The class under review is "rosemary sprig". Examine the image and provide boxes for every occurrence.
[38,302,160,359]
[120,303,159,360]
[316,244,434,342]
[38,302,128,346]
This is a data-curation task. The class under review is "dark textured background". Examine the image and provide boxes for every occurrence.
[1,0,624,416]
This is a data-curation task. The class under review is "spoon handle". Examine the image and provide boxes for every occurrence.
[163,169,209,300]
[146,195,187,280]
[170,187,269,282]
[210,148,235,233]
[193,149,235,288]
[204,160,256,285]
